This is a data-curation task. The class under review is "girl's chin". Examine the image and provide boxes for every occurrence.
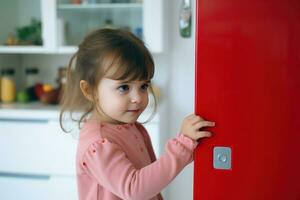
[123,115,142,124]
[97,111,143,124]
[107,116,139,125]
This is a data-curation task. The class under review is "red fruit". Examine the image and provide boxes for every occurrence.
[40,88,60,105]
[34,83,44,98]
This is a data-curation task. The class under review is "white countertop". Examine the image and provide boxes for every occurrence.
[0,102,159,122]
[0,102,60,120]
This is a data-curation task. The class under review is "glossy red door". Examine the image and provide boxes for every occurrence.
[194,0,300,199]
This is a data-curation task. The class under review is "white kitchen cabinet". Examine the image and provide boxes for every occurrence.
[56,1,143,53]
[0,175,77,200]
[0,0,56,54]
[0,106,78,199]
[0,0,164,54]
[0,103,160,199]
[0,119,78,175]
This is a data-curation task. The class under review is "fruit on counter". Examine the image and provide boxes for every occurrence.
[33,83,55,99]
[43,84,54,93]
[34,83,44,98]
[8,83,59,104]
[40,88,60,105]
[16,87,40,103]
[17,90,30,103]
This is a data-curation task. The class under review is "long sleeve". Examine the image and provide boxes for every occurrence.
[80,133,197,200]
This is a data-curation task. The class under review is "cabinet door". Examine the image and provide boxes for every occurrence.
[0,175,77,200]
[143,0,164,53]
[194,0,300,199]
[0,119,78,175]
[0,0,56,53]
[56,0,163,53]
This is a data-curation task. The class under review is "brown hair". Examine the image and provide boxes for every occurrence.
[59,28,157,132]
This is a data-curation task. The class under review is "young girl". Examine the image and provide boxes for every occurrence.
[60,28,215,200]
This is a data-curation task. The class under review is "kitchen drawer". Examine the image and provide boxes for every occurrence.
[0,118,78,175]
[0,173,77,200]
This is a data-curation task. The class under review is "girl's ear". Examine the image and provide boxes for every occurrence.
[80,80,93,101]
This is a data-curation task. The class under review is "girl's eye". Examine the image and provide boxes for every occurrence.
[141,83,149,91]
[118,85,129,92]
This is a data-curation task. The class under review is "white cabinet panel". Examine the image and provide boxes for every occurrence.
[0,119,78,175]
[0,175,77,200]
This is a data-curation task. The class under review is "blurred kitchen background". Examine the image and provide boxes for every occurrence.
[0,0,196,199]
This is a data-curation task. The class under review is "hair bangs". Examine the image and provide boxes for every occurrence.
[102,40,154,81]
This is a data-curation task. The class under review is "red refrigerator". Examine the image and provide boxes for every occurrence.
[194,0,300,199]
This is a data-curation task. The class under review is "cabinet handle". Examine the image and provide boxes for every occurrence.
[0,172,51,180]
[0,118,49,124]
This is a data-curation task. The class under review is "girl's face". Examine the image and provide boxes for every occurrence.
[94,78,150,124]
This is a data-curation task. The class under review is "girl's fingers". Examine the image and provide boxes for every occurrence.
[186,114,197,120]
[195,120,215,130]
[196,131,212,138]
[189,115,204,125]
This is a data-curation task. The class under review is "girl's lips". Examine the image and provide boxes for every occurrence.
[127,109,140,112]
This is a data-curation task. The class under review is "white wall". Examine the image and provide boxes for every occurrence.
[163,0,196,199]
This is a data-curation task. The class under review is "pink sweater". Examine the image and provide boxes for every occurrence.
[76,121,198,200]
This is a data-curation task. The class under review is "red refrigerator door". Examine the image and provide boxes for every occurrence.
[194,0,300,199]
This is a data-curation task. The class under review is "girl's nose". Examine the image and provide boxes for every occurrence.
[130,91,142,103]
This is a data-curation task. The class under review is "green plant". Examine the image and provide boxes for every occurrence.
[16,18,42,45]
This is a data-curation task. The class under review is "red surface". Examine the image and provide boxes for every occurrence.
[194,0,300,199]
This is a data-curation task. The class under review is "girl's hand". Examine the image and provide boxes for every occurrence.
[180,114,215,141]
